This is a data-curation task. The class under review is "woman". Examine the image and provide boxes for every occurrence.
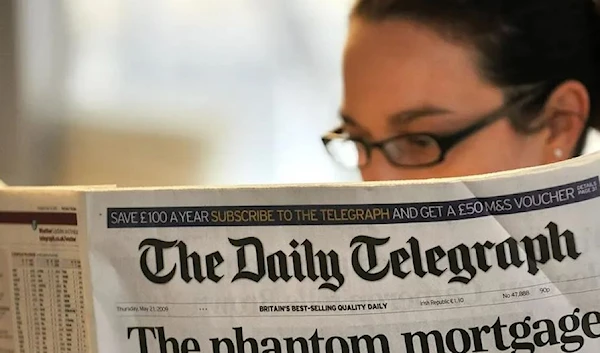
[323,0,600,181]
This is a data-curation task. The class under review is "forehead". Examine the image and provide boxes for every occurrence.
[342,18,500,119]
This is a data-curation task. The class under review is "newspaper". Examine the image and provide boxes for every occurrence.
[1,154,600,353]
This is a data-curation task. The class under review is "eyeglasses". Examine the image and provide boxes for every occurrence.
[322,93,542,169]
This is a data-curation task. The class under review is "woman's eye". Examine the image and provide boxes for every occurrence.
[406,135,434,147]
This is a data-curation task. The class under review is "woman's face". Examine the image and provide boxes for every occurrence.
[341,19,551,181]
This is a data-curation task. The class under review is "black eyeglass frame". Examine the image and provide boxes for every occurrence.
[321,91,545,169]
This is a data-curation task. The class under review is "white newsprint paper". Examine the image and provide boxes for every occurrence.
[1,154,600,353]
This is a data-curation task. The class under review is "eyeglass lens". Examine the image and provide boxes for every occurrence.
[327,134,443,168]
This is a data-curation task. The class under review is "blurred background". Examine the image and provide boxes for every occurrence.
[0,0,360,187]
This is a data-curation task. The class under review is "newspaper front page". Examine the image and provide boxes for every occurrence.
[1,155,600,353]
[84,153,600,353]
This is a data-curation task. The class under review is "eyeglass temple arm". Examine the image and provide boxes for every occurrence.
[436,92,542,151]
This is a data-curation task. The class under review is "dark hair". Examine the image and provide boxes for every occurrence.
[352,0,600,155]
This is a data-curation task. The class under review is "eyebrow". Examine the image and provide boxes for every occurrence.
[340,105,454,128]
[388,106,454,126]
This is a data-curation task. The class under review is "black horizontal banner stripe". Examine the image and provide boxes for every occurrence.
[107,177,600,229]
